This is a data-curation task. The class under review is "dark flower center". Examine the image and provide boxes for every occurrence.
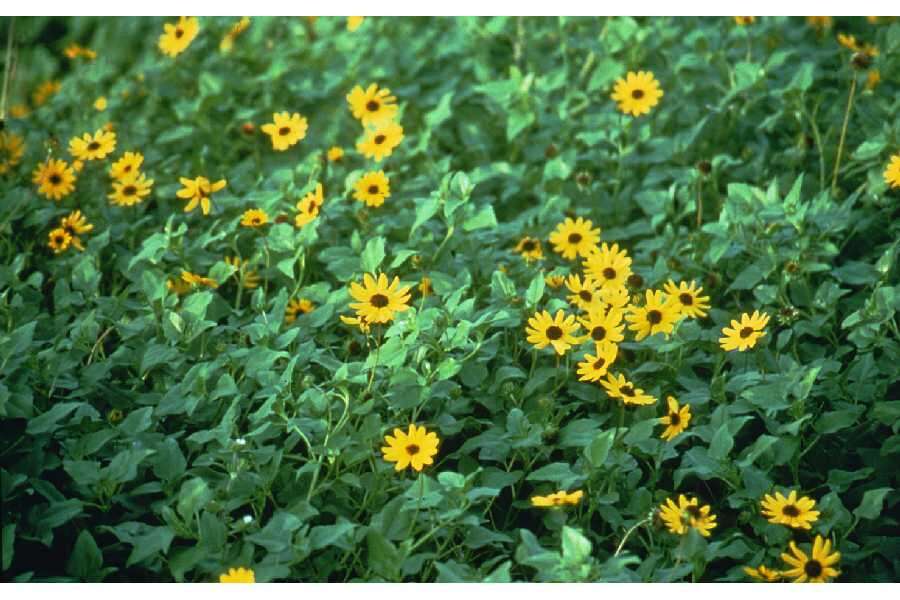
[591,326,606,341]
[620,385,635,397]
[124,165,132,173]
[603,267,616,280]
[522,240,536,251]
[568,232,583,244]
[647,309,663,324]
[252,217,261,225]
[679,293,694,305]
[804,560,823,578]
[631,89,645,99]
[685,505,702,518]
[366,100,380,112]
[123,185,137,196]
[370,293,389,308]
[593,357,606,369]
[546,326,563,340]
[175,28,184,39]
[54,235,65,244]
[405,444,420,456]
[49,174,62,184]
[669,412,681,425]
[368,185,379,194]
[579,290,592,302]
[278,126,291,136]
[374,134,386,145]
[782,505,801,517]
[739,326,754,338]
[87,141,101,151]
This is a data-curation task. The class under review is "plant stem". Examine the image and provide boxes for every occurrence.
[831,74,857,196]
[0,17,15,121]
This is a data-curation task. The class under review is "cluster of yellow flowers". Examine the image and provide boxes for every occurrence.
[47,210,93,255]
[108,151,154,207]
[347,82,403,207]
[0,132,25,175]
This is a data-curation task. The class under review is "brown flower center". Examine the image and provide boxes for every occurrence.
[782,504,801,517]
[368,185,379,194]
[373,134,386,145]
[522,240,536,251]
[124,165,132,173]
[579,290,592,302]
[366,100,380,112]
[123,185,137,196]
[591,326,606,341]
[679,293,694,306]
[175,28,184,39]
[804,560,823,578]
[631,89,645,99]
[620,385,635,397]
[278,126,291,136]
[593,357,606,369]
[739,326,754,338]
[603,267,616,280]
[87,141,101,151]
[669,412,681,425]
[370,293,389,308]
[49,174,62,185]
[545,326,563,340]
[568,232,582,244]
[405,444,420,456]
[685,505,702,518]
[54,235,65,244]
[647,309,663,324]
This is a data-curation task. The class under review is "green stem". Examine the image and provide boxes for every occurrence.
[831,74,857,196]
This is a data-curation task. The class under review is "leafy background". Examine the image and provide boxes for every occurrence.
[1,16,898,582]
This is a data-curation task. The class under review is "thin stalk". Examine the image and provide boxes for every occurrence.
[1,17,15,121]
[831,75,857,196]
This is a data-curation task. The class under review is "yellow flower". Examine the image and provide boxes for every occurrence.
[659,494,717,537]
[548,217,601,260]
[576,341,618,382]
[219,567,255,583]
[806,16,833,31]
[659,396,691,441]
[514,237,543,262]
[69,129,117,161]
[158,16,200,58]
[836,33,879,56]
[353,170,391,207]
[176,176,226,215]
[60,210,94,251]
[610,71,663,117]
[719,310,770,351]
[583,242,632,289]
[865,69,880,90]
[347,83,399,127]
[565,274,603,312]
[48,227,73,254]
[295,183,325,227]
[530,490,584,508]
[884,153,900,188]
[220,17,250,52]
[224,256,260,289]
[347,16,365,32]
[781,536,840,583]
[544,273,565,288]
[600,284,630,310]
[32,80,61,106]
[10,104,29,118]
[0,132,25,174]
[240,208,269,228]
[525,309,581,355]
[181,271,218,289]
[94,96,107,111]
[340,314,370,333]
[285,298,315,324]
[32,158,77,201]
[64,44,96,60]
[663,279,710,319]
[625,289,680,341]
[601,372,656,406]
[109,152,144,180]
[327,146,344,162]
[419,276,433,297]
[733,16,756,25]
[357,121,403,162]
[348,273,412,325]
[579,305,625,345]
[166,277,193,295]
[381,424,439,472]
[108,172,154,207]
[260,112,309,151]
[760,490,820,530]
[743,565,782,582]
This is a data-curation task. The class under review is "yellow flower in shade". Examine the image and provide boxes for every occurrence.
[261,112,309,151]
[347,16,365,32]
[743,565,782,582]
[719,310,770,351]
[295,183,325,227]
[625,289,680,341]
[760,490,821,530]
[349,273,412,325]
[781,536,841,583]
[219,567,255,583]
[166,277,193,295]
[530,489,584,508]
[659,396,691,441]
[884,154,900,188]
[220,16,250,52]
[419,276,433,297]
[158,16,200,58]
[60,210,94,251]
[109,152,144,180]
[48,227,73,254]
[565,274,602,312]
[32,158,77,201]
[600,284,630,310]
[548,217,601,260]
[94,96,107,111]
[327,146,344,162]
[576,341,618,382]
[64,43,96,60]
[610,71,663,117]
[514,237,543,262]
[544,273,566,289]
[579,305,625,345]
[659,494,717,537]
[525,309,581,355]
[353,170,390,207]
[285,298,315,324]
[601,372,656,406]
[836,33,879,56]
[32,80,61,106]
[177,176,226,215]
[865,69,880,90]
[357,121,403,162]
[69,129,117,161]
[72,160,85,172]
[240,208,269,228]
[347,83,399,127]
[224,256,260,289]
[181,271,218,289]
[108,172,154,207]
[663,279,710,319]
[733,16,756,25]
[806,16,832,30]
[340,314,370,333]
[583,243,632,289]
[381,424,440,472]
[10,104,29,118]
[0,132,25,174]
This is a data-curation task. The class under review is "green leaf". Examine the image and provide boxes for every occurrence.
[2,523,14,571]
[411,195,441,236]
[361,236,386,273]
[709,423,734,460]
[525,273,545,307]
[560,526,592,564]
[66,530,103,581]
[585,430,615,467]
[462,205,497,231]
[27,402,82,435]
[853,487,893,520]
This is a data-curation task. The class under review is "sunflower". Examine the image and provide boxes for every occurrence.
[548,217,601,260]
[544,273,566,289]
[884,154,900,188]
[166,277,193,295]
[219,16,250,52]
[240,208,269,228]
[357,121,404,162]
[64,43,96,60]
[578,305,625,345]
[60,210,94,251]
[600,284,630,310]
[327,146,344,162]
[295,183,325,227]
[32,80,61,106]
[530,490,584,508]
[94,96,107,111]
[626,290,680,341]
[743,565,782,582]
[219,567,255,584]
[340,314,370,333]
[565,274,602,312]
[69,129,116,161]
[285,298,315,324]
[109,152,143,180]
[719,310,770,352]
[32,158,77,201]
[0,132,25,174]
[353,170,390,207]
[177,176,227,215]
[108,172,154,207]
[224,256,260,289]
[10,104,29,118]
[349,273,411,325]
[610,71,664,117]
[601,372,656,406]
[347,16,365,32]
[866,69,880,91]
[419,276,433,297]
[514,237,544,262]
[576,341,619,382]
[659,494,717,537]
[525,309,581,355]
[347,83,399,127]
[781,536,840,583]
[158,16,200,58]
[806,16,833,31]
[48,227,73,254]
[381,424,440,472]
[261,112,309,151]
[662,279,710,319]
[760,490,820,530]
[659,396,691,441]
[733,16,756,25]
[181,271,218,289]
[583,243,632,290]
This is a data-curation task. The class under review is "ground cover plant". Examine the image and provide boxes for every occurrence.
[1,15,899,583]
